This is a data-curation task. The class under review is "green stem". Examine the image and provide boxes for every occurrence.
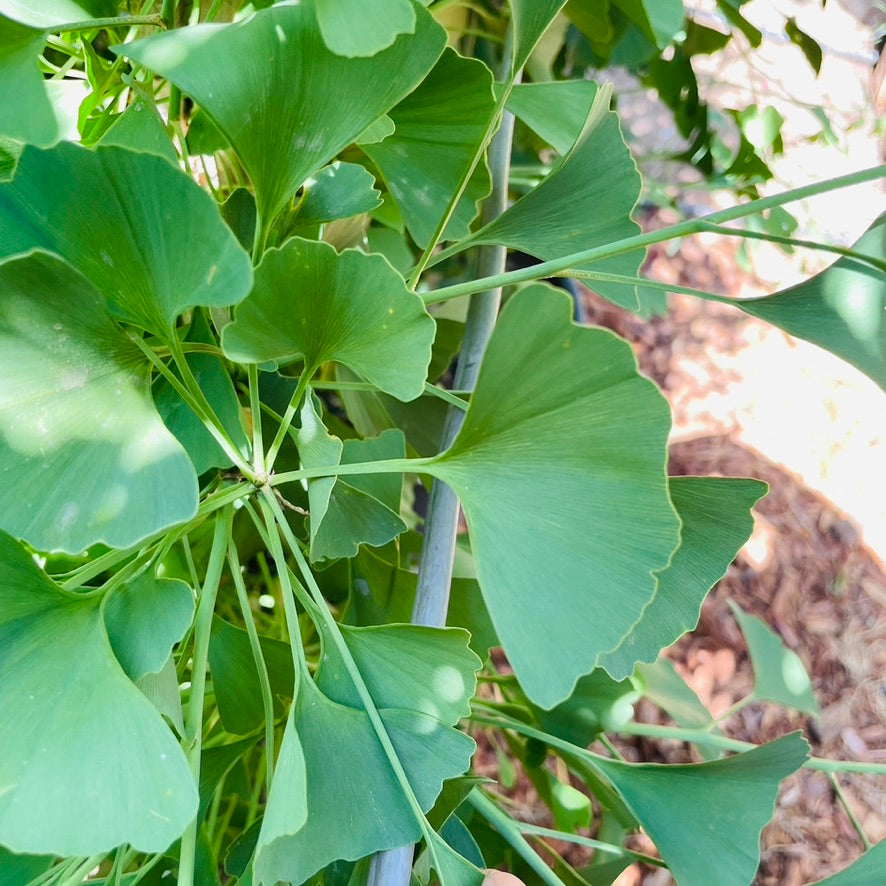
[829,772,872,850]
[265,365,314,473]
[178,509,232,886]
[227,540,276,790]
[248,363,266,475]
[270,456,432,487]
[423,164,886,304]
[51,14,164,33]
[57,854,108,886]
[160,0,177,28]
[468,791,564,886]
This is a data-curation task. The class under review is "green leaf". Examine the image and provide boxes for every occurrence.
[0,846,53,886]
[506,80,598,155]
[120,3,445,226]
[716,0,762,47]
[222,238,435,400]
[785,17,821,75]
[0,531,196,855]
[509,0,568,71]
[0,252,197,553]
[137,654,185,735]
[0,1,98,26]
[729,601,819,717]
[318,623,481,725]
[810,840,886,885]
[466,86,644,311]
[599,476,766,679]
[635,658,715,730]
[0,143,252,336]
[735,214,886,391]
[314,0,415,57]
[293,161,382,230]
[98,92,178,164]
[591,733,809,886]
[104,572,194,681]
[154,312,248,475]
[0,16,58,145]
[208,616,295,735]
[255,677,475,886]
[362,47,494,248]
[426,285,679,708]
[611,0,684,47]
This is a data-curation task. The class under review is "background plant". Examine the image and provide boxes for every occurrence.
[0,1,883,885]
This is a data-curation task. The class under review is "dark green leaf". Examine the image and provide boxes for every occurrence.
[611,0,684,47]
[785,18,822,75]
[591,733,809,886]
[0,531,196,854]
[510,0,568,70]
[0,252,197,553]
[120,4,445,226]
[0,143,252,336]
[362,48,494,247]
[98,92,177,163]
[427,286,679,708]
[223,238,435,400]
[293,161,382,229]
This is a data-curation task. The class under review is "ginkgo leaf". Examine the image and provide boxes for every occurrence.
[362,48,494,247]
[120,3,445,226]
[0,251,197,553]
[735,214,886,391]
[590,733,809,886]
[425,285,680,708]
[222,238,435,401]
[509,0,568,71]
[464,85,644,311]
[104,572,194,681]
[810,840,886,886]
[314,0,415,57]
[292,161,382,230]
[506,80,598,154]
[0,1,98,27]
[98,92,177,163]
[611,0,685,48]
[0,16,58,145]
[0,531,196,855]
[730,602,819,717]
[0,142,252,336]
[255,677,475,886]
[599,476,766,680]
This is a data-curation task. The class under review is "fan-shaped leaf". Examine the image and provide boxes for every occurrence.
[730,602,819,717]
[104,572,194,681]
[223,238,435,400]
[0,252,197,553]
[98,92,177,163]
[506,80,597,154]
[314,0,415,57]
[510,0,568,70]
[0,143,252,336]
[735,214,886,390]
[465,85,644,310]
[0,531,196,855]
[590,733,809,886]
[426,285,680,708]
[362,48,494,247]
[599,476,766,679]
[611,0,684,48]
[293,161,382,230]
[255,677,475,886]
[120,3,445,225]
[0,1,99,26]
[0,16,58,145]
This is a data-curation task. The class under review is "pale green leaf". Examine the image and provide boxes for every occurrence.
[735,215,886,391]
[467,86,644,311]
[635,658,715,730]
[318,623,481,725]
[223,238,435,400]
[362,48,494,247]
[591,733,809,886]
[0,531,196,855]
[0,252,197,553]
[506,79,597,154]
[510,0,568,71]
[119,4,445,225]
[0,17,58,145]
[0,1,97,26]
[208,616,295,735]
[600,476,766,679]
[137,654,185,735]
[255,677,475,885]
[427,285,679,708]
[104,572,194,681]
[0,143,252,336]
[356,113,395,145]
[294,161,382,229]
[314,0,415,57]
[810,840,886,886]
[730,602,819,717]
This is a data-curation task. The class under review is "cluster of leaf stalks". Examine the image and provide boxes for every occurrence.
[0,2,884,886]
